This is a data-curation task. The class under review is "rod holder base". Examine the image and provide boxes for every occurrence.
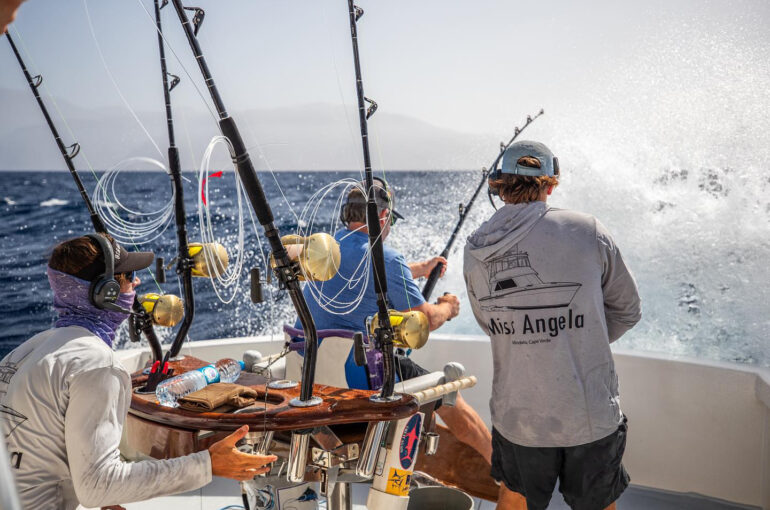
[268,379,298,390]
[369,394,401,404]
[289,396,323,408]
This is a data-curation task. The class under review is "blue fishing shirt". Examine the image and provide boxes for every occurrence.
[296,229,426,333]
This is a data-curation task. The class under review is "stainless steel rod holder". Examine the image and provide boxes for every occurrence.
[287,432,311,483]
[424,431,440,456]
[355,421,387,478]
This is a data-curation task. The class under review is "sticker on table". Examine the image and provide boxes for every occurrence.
[399,414,422,469]
[386,467,412,496]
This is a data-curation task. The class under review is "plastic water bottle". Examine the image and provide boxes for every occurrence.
[216,358,245,384]
[155,358,245,407]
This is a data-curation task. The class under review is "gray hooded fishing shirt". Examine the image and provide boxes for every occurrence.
[464,201,641,447]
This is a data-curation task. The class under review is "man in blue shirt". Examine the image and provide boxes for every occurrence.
[296,178,492,464]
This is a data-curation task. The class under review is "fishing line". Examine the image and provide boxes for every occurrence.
[198,28,303,228]
[246,137,300,226]
[296,179,401,316]
[82,0,165,159]
[131,0,219,125]
[322,1,416,317]
[321,2,365,179]
[93,157,175,245]
[9,26,166,294]
[198,136,246,304]
[138,0,307,326]
[368,125,415,309]
[9,27,100,177]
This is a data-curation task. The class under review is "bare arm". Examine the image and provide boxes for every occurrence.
[409,256,448,279]
[409,293,460,331]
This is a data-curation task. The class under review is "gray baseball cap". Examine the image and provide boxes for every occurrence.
[500,140,560,177]
[345,177,404,221]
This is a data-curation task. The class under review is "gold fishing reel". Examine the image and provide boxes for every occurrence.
[138,293,184,327]
[368,310,430,350]
[271,233,341,282]
[188,242,229,278]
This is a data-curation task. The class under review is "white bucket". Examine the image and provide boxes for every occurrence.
[406,486,474,510]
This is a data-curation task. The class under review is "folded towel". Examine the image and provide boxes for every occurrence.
[178,382,259,412]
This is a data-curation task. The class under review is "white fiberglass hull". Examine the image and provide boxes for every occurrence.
[106,334,770,510]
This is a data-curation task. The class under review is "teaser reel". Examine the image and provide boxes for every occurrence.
[368,310,429,350]
[188,242,229,277]
[137,293,184,327]
[353,310,431,371]
[269,233,341,283]
[353,309,430,379]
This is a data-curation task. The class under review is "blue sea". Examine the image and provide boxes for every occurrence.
[2,169,768,368]
[0,170,483,358]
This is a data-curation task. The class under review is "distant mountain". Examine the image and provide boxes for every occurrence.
[0,88,491,171]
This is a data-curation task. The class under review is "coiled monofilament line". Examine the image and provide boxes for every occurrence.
[93,157,175,245]
[9,25,165,295]
[124,1,408,322]
[198,136,247,304]
[295,178,397,316]
[298,179,369,314]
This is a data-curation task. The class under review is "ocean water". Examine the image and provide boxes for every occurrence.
[1,169,768,368]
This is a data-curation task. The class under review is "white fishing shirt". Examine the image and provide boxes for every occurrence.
[0,326,211,509]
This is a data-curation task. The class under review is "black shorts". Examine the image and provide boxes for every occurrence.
[395,353,429,380]
[491,417,629,510]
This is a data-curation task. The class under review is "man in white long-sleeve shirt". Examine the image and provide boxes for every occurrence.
[1,234,276,509]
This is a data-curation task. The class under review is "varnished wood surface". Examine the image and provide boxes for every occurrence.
[416,424,499,502]
[129,355,418,432]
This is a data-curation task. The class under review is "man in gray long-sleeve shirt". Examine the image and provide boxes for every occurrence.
[464,141,641,510]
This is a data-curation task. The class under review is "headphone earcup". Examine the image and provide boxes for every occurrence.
[488,168,501,196]
[90,277,121,310]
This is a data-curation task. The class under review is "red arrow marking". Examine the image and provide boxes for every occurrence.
[201,171,223,206]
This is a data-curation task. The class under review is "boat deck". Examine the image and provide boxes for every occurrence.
[107,477,759,510]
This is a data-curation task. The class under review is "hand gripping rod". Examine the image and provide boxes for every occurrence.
[169,0,320,405]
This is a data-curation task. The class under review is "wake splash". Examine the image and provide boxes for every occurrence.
[411,21,770,366]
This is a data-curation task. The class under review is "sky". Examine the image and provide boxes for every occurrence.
[1,0,769,170]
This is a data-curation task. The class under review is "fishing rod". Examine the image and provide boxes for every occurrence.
[346,1,397,400]
[142,0,194,390]
[4,31,164,363]
[421,109,545,301]
[167,0,321,406]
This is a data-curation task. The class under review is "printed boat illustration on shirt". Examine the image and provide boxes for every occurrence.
[1,404,27,439]
[479,249,581,311]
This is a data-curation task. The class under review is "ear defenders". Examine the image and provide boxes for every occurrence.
[85,234,130,314]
